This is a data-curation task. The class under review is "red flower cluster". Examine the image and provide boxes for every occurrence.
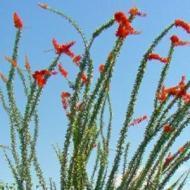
[13,12,23,29]
[157,76,190,103]
[61,92,71,110]
[52,38,75,57]
[128,7,146,17]
[99,64,105,73]
[170,35,190,46]
[175,19,190,33]
[114,12,138,38]
[129,115,148,126]
[163,144,186,169]
[32,70,51,88]
[58,63,68,78]
[147,53,169,64]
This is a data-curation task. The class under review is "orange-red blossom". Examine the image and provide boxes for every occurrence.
[72,55,81,66]
[114,11,139,38]
[58,63,68,78]
[81,73,88,84]
[32,70,51,88]
[13,12,23,29]
[178,146,185,153]
[157,76,190,103]
[175,19,190,33]
[147,53,169,64]
[170,35,190,46]
[128,7,146,17]
[52,38,75,57]
[99,64,105,73]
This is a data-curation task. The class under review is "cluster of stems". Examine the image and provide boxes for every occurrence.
[1,4,190,190]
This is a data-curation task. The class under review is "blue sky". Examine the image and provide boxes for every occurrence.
[1,0,190,189]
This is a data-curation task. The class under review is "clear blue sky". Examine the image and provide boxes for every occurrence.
[1,0,190,189]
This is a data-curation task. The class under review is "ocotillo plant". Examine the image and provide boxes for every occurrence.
[1,3,190,190]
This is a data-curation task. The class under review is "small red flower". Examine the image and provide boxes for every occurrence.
[176,75,186,96]
[175,19,190,33]
[81,73,88,84]
[13,12,23,29]
[61,91,71,110]
[170,35,190,46]
[163,153,174,168]
[163,124,173,133]
[178,146,185,153]
[99,64,105,73]
[147,53,169,64]
[32,69,51,88]
[52,38,75,57]
[61,92,71,98]
[58,64,68,78]
[129,115,148,126]
[128,7,146,17]
[73,55,81,66]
